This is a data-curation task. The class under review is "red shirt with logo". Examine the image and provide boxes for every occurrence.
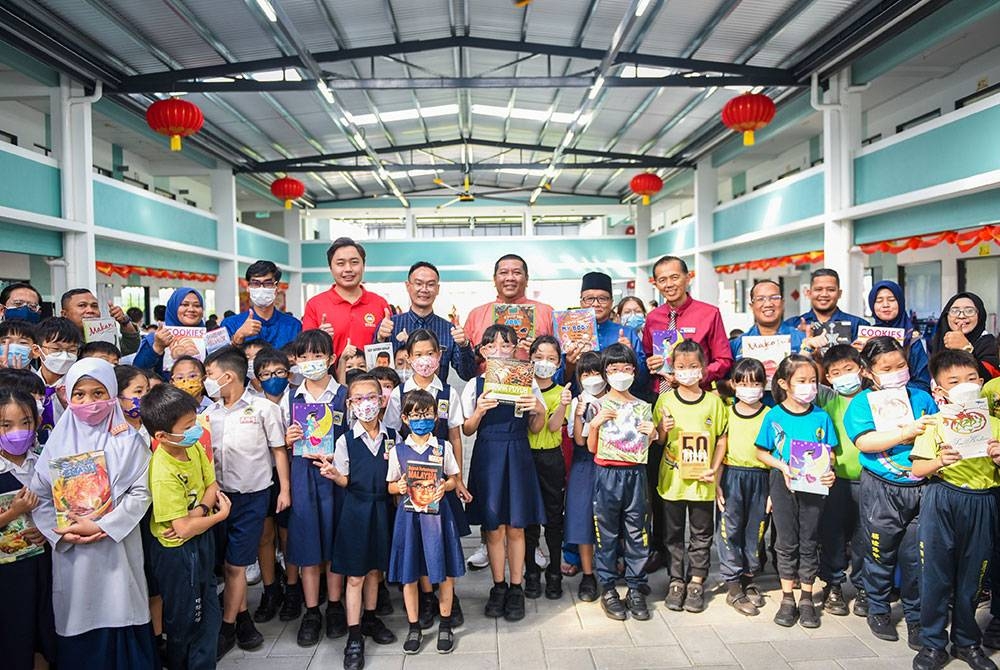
[301,285,390,358]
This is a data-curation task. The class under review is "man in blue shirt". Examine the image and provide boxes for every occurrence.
[732,280,807,359]
[783,268,869,344]
[375,261,476,383]
[222,260,302,350]
[571,272,648,388]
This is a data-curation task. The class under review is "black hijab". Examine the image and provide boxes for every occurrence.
[931,292,999,377]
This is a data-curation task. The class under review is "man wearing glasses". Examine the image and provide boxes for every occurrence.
[223,260,302,349]
[572,271,648,388]
[731,280,806,359]
[0,282,44,323]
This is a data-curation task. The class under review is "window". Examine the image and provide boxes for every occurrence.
[896,109,941,134]
[0,130,17,145]
[154,187,176,200]
[861,134,882,146]
[123,176,149,190]
[956,82,1000,110]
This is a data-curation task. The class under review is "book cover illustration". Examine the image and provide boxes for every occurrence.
[596,400,652,464]
[49,450,113,530]
[650,329,682,375]
[403,460,443,514]
[855,325,906,347]
[162,326,207,371]
[204,327,231,354]
[364,342,394,370]
[82,317,119,345]
[492,303,536,341]
[0,490,44,563]
[868,388,915,432]
[788,439,831,495]
[678,431,712,480]
[940,398,992,459]
[553,308,598,352]
[483,358,534,403]
[292,403,337,456]
[740,335,791,389]
[811,320,853,347]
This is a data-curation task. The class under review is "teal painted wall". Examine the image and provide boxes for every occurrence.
[854,189,1000,244]
[0,151,61,217]
[94,180,219,249]
[237,227,289,265]
[95,239,220,274]
[648,220,694,258]
[713,171,824,241]
[0,221,62,256]
[854,104,1000,204]
[712,228,823,266]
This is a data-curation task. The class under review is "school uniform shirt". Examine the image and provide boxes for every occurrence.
[385,309,477,383]
[910,415,1000,489]
[730,323,806,359]
[459,376,545,418]
[333,422,392,475]
[821,392,863,480]
[844,386,938,484]
[0,451,38,487]
[34,368,66,440]
[301,285,390,358]
[463,296,555,365]
[387,434,461,482]
[149,444,216,548]
[383,376,463,433]
[754,404,838,463]
[642,296,733,387]
[982,377,1000,419]
[204,389,285,494]
[654,390,729,502]
[527,383,565,450]
[222,308,302,350]
[724,405,768,469]
[781,307,869,342]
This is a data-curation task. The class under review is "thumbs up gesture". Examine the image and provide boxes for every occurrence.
[376,307,394,342]
[109,301,136,333]
[318,313,335,338]
[560,382,573,407]
[234,309,261,344]
[617,328,632,349]
[451,323,468,347]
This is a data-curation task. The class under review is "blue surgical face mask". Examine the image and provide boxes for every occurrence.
[261,377,289,397]
[167,424,204,447]
[622,313,645,330]
[3,306,41,324]
[408,417,436,436]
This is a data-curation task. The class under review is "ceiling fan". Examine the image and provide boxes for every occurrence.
[421,173,547,210]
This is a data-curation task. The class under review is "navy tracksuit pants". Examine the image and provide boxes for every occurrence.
[716,466,769,583]
[819,477,865,589]
[593,465,648,590]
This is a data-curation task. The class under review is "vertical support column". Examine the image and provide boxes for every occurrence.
[693,159,718,305]
[633,204,653,302]
[522,208,534,237]
[283,208,304,316]
[211,169,239,314]
[404,211,416,239]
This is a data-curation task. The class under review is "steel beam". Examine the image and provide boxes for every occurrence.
[240,159,688,173]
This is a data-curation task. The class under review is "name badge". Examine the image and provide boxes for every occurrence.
[385,437,395,450]
[239,415,257,425]
[437,399,450,420]
[332,411,344,426]
[428,453,444,463]
[679,327,696,335]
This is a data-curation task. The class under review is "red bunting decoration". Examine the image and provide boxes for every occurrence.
[859,225,1000,255]
[96,262,216,283]
[715,250,823,274]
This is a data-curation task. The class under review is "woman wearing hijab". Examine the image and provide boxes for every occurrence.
[132,287,206,379]
[929,292,1000,379]
[29,358,156,669]
[867,280,931,391]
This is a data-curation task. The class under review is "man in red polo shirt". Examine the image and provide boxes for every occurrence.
[301,237,390,357]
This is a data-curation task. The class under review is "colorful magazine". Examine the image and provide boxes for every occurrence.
[82,317,119,345]
[204,327,231,354]
[650,329,682,375]
[492,303,536,341]
[596,399,652,464]
[292,403,338,456]
[0,489,44,563]
[855,325,906,347]
[162,326,207,371]
[740,335,791,390]
[483,358,534,403]
[940,399,992,459]
[403,460,442,514]
[788,439,831,495]
[364,342,394,370]
[553,308,598,351]
[811,320,852,347]
[868,388,915,432]
[49,450,113,530]
[678,431,712,480]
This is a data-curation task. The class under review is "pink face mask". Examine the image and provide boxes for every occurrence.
[68,398,117,426]
[410,355,440,378]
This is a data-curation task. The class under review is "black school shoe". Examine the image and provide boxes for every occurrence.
[326,600,348,639]
[451,594,465,627]
[504,584,526,622]
[343,638,365,670]
[437,625,455,654]
[868,613,898,641]
[402,628,422,654]
[774,597,799,627]
[798,598,820,629]
[853,588,870,617]
[524,571,543,599]
[819,584,849,616]
[217,623,236,661]
[254,583,284,623]
[665,580,685,612]
[983,617,1000,649]
[297,608,323,647]
[578,574,599,602]
[952,644,999,670]
[913,647,950,670]
[485,583,508,618]
[279,582,303,621]
[236,610,264,650]
[626,588,651,621]
[907,622,923,651]
[376,580,394,616]
[361,614,397,644]
[684,582,706,614]
[418,591,439,629]
[601,588,627,621]
[545,570,563,599]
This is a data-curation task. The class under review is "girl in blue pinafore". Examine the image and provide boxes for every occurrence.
[461,324,546,623]
[388,389,465,655]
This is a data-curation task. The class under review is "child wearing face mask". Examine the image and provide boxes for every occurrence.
[201,346,290,660]
[315,374,398,670]
[0,388,55,669]
[0,318,37,371]
[32,318,82,444]
[816,345,869,618]
[755,354,838,629]
[844,336,937,646]
[565,351,606,602]
[170,356,212,412]
[0,368,47,440]
[716,358,769,616]
[654,340,728,615]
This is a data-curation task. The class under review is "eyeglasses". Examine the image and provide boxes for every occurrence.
[751,295,782,304]
[409,281,438,291]
[5,299,40,312]
[248,280,278,289]
[350,393,380,403]
[607,365,635,374]
[257,369,289,381]
[580,296,612,306]
[411,482,437,492]
[407,412,435,421]
[949,307,978,318]
[41,343,78,355]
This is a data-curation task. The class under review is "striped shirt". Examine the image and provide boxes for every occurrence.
[384,309,476,383]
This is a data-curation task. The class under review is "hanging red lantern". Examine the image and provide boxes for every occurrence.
[625,225,636,235]
[629,173,663,205]
[146,98,204,152]
[271,176,305,209]
[721,92,776,146]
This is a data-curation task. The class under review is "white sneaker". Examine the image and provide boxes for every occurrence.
[245,560,262,585]
[535,547,548,570]
[467,543,489,570]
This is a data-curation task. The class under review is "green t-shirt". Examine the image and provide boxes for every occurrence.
[910,415,1000,490]
[654,390,729,502]
[724,405,768,469]
[821,392,863,481]
[149,443,216,548]
[983,377,1000,419]
[528,383,565,450]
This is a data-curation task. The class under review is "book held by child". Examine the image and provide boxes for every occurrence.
[292,403,338,456]
[553,308,598,351]
[868,387,915,432]
[939,398,992,459]
[788,439,832,495]
[483,358,534,403]
[0,489,44,563]
[403,460,442,514]
[597,399,652,464]
[48,450,113,530]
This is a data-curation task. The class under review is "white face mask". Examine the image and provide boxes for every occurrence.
[790,383,818,404]
[946,382,982,405]
[203,374,227,399]
[581,376,607,395]
[298,359,329,381]
[42,351,77,375]
[249,287,277,308]
[607,372,634,392]
[734,386,764,404]
[533,360,558,379]
[877,368,910,390]
[674,368,703,387]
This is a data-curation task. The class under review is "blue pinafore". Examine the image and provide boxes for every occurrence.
[389,439,467,585]
[465,377,546,530]
[564,397,598,545]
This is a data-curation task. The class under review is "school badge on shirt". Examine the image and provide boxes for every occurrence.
[364,312,376,327]
[437,399,449,420]
[239,407,257,424]
[331,411,344,426]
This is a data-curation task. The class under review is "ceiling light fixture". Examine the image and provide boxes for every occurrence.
[255,0,278,22]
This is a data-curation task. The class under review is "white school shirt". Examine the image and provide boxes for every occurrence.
[387,434,460,482]
[459,376,545,418]
[383,376,463,432]
[0,451,38,488]
[204,389,285,493]
[333,421,391,476]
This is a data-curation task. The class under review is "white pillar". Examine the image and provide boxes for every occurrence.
[52,76,96,290]
[522,208,534,237]
[46,258,68,304]
[404,211,416,239]
[693,158,718,305]
[211,169,239,314]
[283,208,304,316]
[633,204,653,302]
[822,69,865,315]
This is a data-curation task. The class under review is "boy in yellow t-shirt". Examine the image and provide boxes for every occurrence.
[654,341,728,614]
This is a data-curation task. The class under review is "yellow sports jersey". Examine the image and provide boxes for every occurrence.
[983,377,1000,420]
[911,414,1000,490]
[724,405,768,469]
[149,443,216,547]
[528,384,565,450]
[654,390,729,502]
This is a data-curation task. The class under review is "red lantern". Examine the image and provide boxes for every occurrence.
[271,176,305,209]
[625,225,636,235]
[721,92,776,146]
[629,173,663,206]
[146,98,203,152]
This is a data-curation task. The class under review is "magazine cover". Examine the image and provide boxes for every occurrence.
[204,327,231,354]
[868,387,915,432]
[483,358,534,403]
[940,398,992,459]
[596,399,652,464]
[855,325,906,347]
[82,317,119,345]
[403,460,443,514]
[553,308,598,351]
[0,490,44,564]
[49,450,113,530]
[650,329,683,375]
[292,403,337,456]
[740,334,791,389]
[364,342,394,370]
[162,326,207,371]
[812,320,853,346]
[678,431,712,480]
[788,439,831,495]
[492,303,536,340]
